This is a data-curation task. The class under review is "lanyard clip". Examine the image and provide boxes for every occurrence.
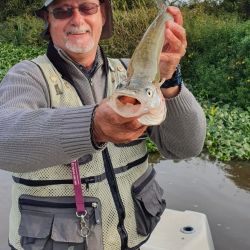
[76,211,90,238]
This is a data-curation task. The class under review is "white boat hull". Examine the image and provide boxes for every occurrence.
[141,209,215,250]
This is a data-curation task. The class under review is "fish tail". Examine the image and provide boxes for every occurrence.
[155,0,173,21]
[155,0,171,11]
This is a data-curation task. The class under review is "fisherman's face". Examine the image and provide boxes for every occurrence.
[47,0,106,58]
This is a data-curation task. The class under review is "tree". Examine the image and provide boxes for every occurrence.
[218,0,250,19]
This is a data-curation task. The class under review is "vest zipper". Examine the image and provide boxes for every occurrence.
[19,199,100,225]
[46,49,128,247]
[19,198,90,208]
[86,61,103,104]
[85,179,90,191]
[102,148,128,249]
[88,77,98,103]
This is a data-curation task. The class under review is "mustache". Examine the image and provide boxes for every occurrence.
[66,26,90,35]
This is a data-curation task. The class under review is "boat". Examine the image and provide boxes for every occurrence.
[141,209,215,250]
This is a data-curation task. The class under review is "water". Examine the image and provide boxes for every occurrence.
[0,155,250,250]
[151,154,250,250]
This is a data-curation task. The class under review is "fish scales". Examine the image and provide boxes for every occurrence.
[128,10,171,87]
[108,2,173,125]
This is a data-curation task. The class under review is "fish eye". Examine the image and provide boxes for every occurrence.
[146,88,153,97]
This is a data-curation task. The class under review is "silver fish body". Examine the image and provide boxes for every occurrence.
[108,4,173,125]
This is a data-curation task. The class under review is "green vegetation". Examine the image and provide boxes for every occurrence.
[0,15,45,47]
[0,0,249,161]
[204,103,250,161]
[0,43,44,80]
[182,7,250,109]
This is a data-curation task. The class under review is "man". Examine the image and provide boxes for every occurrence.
[0,0,206,249]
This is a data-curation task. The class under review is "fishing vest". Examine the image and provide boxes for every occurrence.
[9,55,166,250]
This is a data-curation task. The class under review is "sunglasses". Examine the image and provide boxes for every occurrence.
[49,2,102,19]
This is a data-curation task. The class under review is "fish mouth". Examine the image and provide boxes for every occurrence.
[109,93,149,118]
[117,95,141,105]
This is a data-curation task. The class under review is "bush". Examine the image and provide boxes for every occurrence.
[181,8,250,110]
[0,43,45,80]
[101,6,157,58]
[204,103,250,161]
[0,14,46,46]
[0,0,41,21]
[113,0,156,10]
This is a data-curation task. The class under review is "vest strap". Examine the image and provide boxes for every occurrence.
[12,154,148,187]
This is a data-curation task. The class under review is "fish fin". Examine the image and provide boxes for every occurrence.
[153,69,161,87]
[157,78,166,88]
[155,0,174,22]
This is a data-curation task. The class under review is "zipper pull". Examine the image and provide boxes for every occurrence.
[85,180,90,192]
[92,202,100,225]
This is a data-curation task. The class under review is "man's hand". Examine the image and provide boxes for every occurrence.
[160,6,187,80]
[92,100,148,144]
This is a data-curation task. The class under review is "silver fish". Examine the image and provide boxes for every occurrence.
[108,1,173,125]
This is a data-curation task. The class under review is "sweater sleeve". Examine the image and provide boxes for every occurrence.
[0,60,97,173]
[149,84,207,159]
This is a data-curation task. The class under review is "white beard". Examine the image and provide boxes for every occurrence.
[64,26,95,54]
[65,37,95,54]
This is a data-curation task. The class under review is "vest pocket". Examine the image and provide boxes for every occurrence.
[18,195,103,250]
[19,210,53,249]
[132,168,166,236]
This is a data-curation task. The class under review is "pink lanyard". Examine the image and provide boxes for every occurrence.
[71,160,86,215]
[71,160,90,241]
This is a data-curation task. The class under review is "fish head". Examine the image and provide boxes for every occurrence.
[108,79,163,118]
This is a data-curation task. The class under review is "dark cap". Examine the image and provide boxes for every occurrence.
[35,0,113,39]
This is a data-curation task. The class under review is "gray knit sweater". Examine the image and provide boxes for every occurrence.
[0,48,206,173]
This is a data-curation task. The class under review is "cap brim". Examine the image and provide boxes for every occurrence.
[35,0,54,18]
[44,0,54,7]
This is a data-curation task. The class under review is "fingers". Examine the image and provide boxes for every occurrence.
[159,7,187,79]
[116,125,148,143]
[124,119,144,130]
[166,21,187,47]
[163,6,187,54]
[106,121,147,144]
[164,32,186,57]
[164,21,187,53]
[159,53,180,79]
[92,100,148,144]
[167,6,183,26]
